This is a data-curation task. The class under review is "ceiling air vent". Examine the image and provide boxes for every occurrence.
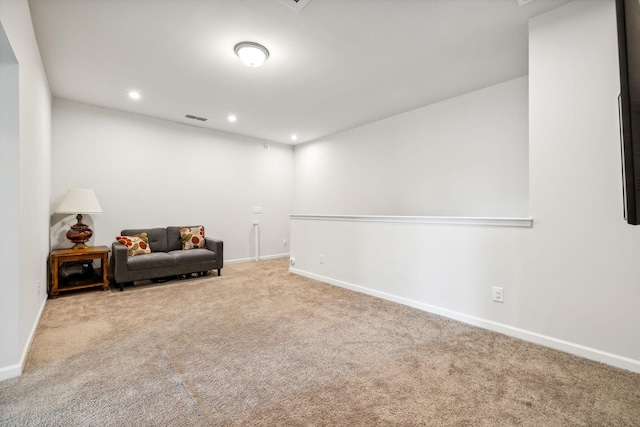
[185,114,208,122]
[279,0,311,12]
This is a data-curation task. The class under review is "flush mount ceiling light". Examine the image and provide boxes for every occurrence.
[234,42,269,68]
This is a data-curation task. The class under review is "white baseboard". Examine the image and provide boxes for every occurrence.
[290,267,640,375]
[0,363,21,382]
[0,296,47,382]
[226,253,290,264]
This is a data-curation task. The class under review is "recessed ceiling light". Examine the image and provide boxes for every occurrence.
[228,115,237,122]
[291,134,298,141]
[234,42,269,68]
[128,91,141,100]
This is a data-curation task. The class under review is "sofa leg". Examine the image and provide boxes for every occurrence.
[217,268,221,276]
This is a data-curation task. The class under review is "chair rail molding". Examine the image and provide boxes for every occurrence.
[289,214,533,228]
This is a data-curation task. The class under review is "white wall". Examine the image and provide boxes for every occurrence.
[0,22,20,375]
[0,0,52,381]
[290,0,640,373]
[525,0,640,362]
[294,76,529,217]
[51,99,293,262]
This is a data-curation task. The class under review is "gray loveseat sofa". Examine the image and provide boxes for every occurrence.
[111,226,223,291]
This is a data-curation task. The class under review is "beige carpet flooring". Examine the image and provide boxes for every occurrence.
[1,258,639,426]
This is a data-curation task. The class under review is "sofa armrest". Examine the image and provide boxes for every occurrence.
[205,237,223,270]
[111,241,129,285]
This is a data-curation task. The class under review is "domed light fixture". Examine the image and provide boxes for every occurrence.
[234,41,269,68]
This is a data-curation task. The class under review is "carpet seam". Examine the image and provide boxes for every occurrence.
[157,344,210,424]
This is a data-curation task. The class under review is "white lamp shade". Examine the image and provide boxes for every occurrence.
[55,188,103,214]
[234,42,269,68]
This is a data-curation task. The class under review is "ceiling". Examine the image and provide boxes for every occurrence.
[28,0,571,145]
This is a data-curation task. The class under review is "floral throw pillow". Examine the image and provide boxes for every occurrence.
[116,234,151,257]
[180,226,205,250]
[130,232,149,243]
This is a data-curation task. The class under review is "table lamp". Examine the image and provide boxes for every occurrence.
[55,188,103,249]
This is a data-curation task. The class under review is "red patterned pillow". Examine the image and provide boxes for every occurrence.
[180,226,205,250]
[116,234,151,257]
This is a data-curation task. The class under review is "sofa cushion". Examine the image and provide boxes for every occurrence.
[180,226,205,250]
[122,228,168,252]
[115,235,151,257]
[127,252,176,271]
[169,248,216,264]
[166,227,183,251]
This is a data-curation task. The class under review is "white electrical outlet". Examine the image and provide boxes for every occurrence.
[492,286,504,303]
[37,280,40,295]
[320,254,325,264]
[283,239,287,246]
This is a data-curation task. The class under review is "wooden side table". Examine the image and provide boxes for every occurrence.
[49,246,110,298]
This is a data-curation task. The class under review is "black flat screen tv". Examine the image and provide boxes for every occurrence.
[616,0,640,225]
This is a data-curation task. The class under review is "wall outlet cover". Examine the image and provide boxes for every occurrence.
[492,286,504,303]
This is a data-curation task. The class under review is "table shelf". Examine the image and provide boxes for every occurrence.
[49,246,110,298]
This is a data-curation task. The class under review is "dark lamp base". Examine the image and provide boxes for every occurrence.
[66,213,93,250]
